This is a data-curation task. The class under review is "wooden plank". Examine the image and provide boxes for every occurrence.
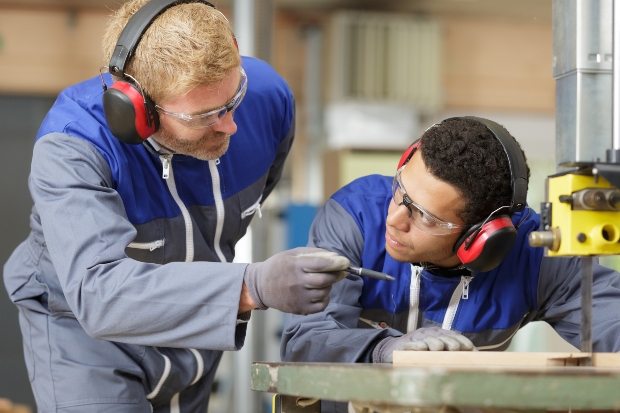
[393,351,620,367]
[592,353,620,367]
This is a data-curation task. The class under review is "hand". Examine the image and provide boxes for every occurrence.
[373,327,475,363]
[243,247,350,315]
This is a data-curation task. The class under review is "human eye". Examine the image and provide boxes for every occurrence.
[416,208,437,228]
[227,94,243,111]
[197,109,222,121]
[184,107,225,128]
[204,111,222,122]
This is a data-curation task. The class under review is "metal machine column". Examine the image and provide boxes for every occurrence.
[234,0,255,57]
[553,0,612,167]
[544,0,620,360]
[611,0,620,162]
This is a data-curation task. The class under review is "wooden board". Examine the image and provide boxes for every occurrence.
[393,351,620,367]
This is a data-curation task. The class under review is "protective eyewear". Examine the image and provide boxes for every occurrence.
[155,67,248,129]
[392,166,468,235]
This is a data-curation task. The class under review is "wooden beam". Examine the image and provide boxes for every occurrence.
[393,351,620,367]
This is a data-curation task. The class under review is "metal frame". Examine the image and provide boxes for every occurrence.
[252,362,620,411]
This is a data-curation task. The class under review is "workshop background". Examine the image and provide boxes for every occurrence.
[1,0,617,412]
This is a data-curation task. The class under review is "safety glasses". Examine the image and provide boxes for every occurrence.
[392,166,468,235]
[155,66,248,129]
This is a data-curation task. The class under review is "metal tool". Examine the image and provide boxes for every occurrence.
[528,165,620,364]
[528,168,620,257]
[347,266,395,281]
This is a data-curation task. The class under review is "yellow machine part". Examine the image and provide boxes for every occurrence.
[547,173,620,256]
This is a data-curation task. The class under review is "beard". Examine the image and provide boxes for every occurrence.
[153,125,230,161]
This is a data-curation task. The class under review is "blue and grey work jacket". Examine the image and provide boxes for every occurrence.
[282,175,620,365]
[4,56,295,409]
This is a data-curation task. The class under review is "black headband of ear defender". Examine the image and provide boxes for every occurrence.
[458,116,528,213]
[414,116,528,214]
[108,0,216,78]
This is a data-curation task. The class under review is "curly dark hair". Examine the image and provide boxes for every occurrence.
[420,118,530,225]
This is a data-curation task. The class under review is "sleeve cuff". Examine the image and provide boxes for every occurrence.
[236,310,252,325]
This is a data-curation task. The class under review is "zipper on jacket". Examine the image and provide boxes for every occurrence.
[146,350,171,400]
[407,265,423,333]
[159,154,194,262]
[442,275,474,330]
[157,151,205,411]
[188,348,205,385]
[166,348,205,410]
[170,394,180,413]
[461,275,473,299]
[241,195,263,219]
[127,239,165,251]
[209,159,227,263]
[161,156,170,179]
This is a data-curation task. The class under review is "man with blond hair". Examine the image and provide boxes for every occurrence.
[3,0,349,411]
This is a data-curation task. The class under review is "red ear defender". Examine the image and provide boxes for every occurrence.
[453,215,518,273]
[430,116,528,272]
[103,80,159,145]
[397,140,421,170]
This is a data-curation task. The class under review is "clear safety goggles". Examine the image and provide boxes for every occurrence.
[155,66,248,129]
[392,166,468,236]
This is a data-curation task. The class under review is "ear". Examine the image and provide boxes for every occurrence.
[103,80,159,144]
[454,215,517,273]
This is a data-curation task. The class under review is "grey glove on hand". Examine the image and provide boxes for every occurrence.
[244,247,350,315]
[373,327,475,363]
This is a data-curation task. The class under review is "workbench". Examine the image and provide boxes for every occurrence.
[251,361,620,411]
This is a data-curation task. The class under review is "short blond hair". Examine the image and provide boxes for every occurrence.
[102,0,241,103]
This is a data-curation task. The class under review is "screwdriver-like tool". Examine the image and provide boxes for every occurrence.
[347,266,395,281]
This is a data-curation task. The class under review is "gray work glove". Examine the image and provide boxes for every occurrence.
[373,327,475,363]
[244,247,350,315]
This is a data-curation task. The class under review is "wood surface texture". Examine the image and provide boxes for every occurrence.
[393,351,620,367]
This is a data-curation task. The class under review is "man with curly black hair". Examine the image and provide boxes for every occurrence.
[281,117,620,412]
[421,118,526,225]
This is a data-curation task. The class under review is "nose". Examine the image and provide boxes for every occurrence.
[212,111,237,135]
[386,202,411,232]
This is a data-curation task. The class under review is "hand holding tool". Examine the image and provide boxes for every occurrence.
[347,266,395,281]
[244,247,350,315]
